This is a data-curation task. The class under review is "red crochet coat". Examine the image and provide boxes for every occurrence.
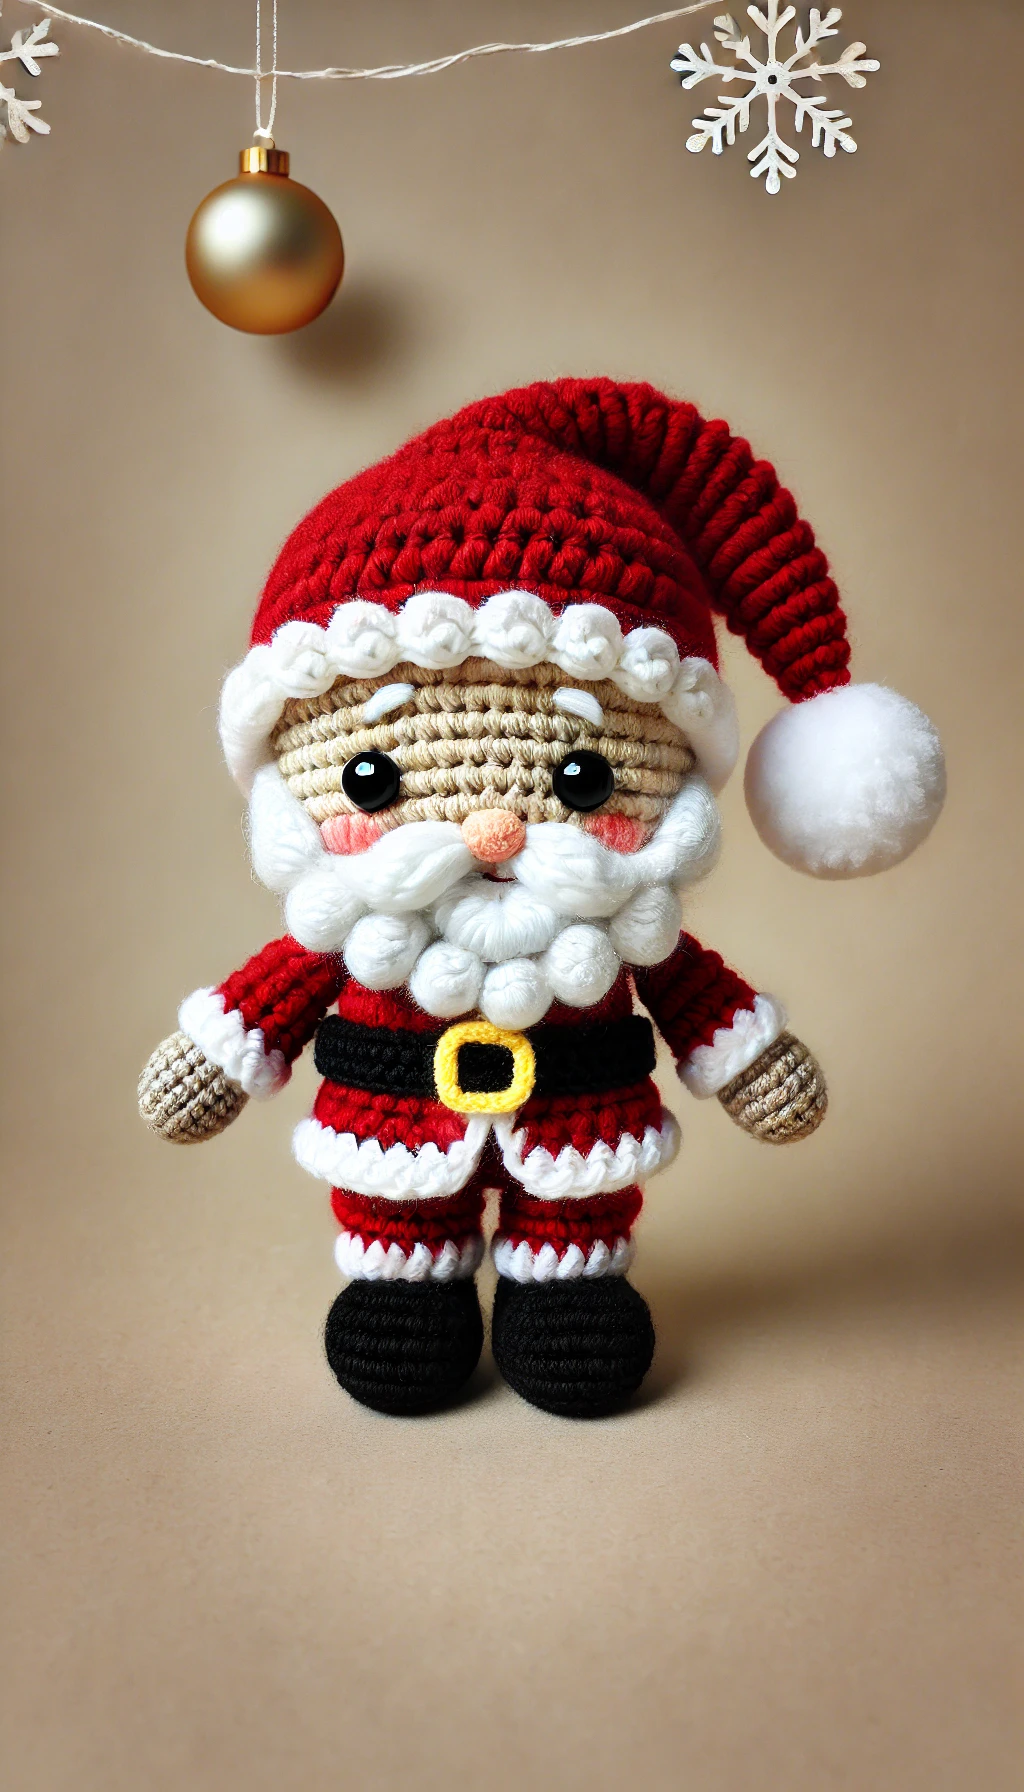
[179,934,775,1202]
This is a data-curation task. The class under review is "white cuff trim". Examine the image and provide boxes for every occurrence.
[335,1233,484,1283]
[178,986,290,1100]
[493,1236,634,1283]
[679,993,786,1099]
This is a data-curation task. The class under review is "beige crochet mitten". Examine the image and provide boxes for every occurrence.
[717,1032,827,1143]
[138,1030,248,1143]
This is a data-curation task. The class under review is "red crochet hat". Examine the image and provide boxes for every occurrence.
[220,378,945,877]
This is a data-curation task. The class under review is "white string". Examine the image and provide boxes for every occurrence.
[19,1,720,83]
[254,0,278,139]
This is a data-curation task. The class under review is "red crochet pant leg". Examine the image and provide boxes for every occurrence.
[493,1185,644,1283]
[331,1179,487,1283]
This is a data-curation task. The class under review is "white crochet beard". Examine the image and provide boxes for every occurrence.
[248,765,721,1029]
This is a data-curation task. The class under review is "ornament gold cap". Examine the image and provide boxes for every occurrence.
[240,142,289,175]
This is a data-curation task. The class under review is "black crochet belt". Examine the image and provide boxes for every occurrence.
[314,1012,656,1110]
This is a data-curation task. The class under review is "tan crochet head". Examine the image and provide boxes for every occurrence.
[272,659,695,835]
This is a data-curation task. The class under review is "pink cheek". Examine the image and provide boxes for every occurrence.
[584,813,650,854]
[320,813,383,855]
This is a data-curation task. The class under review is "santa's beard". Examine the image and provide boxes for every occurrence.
[248,765,720,1028]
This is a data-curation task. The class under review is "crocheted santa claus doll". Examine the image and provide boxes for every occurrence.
[139,379,945,1418]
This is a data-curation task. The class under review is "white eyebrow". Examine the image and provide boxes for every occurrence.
[552,687,604,728]
[362,682,415,723]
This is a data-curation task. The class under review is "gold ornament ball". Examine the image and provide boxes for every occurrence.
[186,145,344,334]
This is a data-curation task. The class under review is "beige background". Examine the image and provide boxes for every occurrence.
[2,2,1022,1787]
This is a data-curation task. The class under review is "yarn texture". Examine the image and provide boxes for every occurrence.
[324,1280,484,1415]
[273,662,693,827]
[491,1276,656,1418]
[717,1031,828,1141]
[138,1030,247,1142]
[139,376,944,1417]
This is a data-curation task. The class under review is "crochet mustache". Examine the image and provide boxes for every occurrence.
[248,768,721,1028]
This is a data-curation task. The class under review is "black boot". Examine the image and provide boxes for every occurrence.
[325,1279,484,1416]
[491,1276,655,1418]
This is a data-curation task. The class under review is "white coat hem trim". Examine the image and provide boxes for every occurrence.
[292,1115,490,1199]
[493,1108,680,1198]
[293,1110,681,1201]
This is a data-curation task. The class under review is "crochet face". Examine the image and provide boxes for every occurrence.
[271,658,695,849]
[254,658,718,1028]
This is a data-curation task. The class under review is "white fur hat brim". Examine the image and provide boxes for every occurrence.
[218,590,740,795]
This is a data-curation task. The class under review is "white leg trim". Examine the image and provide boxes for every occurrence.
[678,993,787,1098]
[335,1232,484,1283]
[493,1236,634,1282]
[178,986,290,1099]
[493,1110,679,1198]
[293,1114,491,1199]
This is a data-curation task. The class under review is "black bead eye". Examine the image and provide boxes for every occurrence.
[341,750,401,813]
[551,749,615,812]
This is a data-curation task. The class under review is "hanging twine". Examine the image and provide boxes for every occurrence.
[19,2,721,83]
[253,0,276,140]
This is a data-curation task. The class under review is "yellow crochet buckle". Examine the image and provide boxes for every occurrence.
[433,1020,536,1115]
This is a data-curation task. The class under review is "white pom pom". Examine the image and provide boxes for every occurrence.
[479,958,552,1029]
[607,887,682,965]
[409,942,485,1017]
[744,683,946,878]
[343,914,431,990]
[543,926,619,1006]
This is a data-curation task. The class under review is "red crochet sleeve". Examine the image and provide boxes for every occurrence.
[633,936,785,1098]
[178,936,346,1099]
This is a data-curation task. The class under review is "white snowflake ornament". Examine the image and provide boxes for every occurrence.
[671,3,879,194]
[1,13,58,148]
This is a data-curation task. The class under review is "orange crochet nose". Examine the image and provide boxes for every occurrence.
[461,809,527,863]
